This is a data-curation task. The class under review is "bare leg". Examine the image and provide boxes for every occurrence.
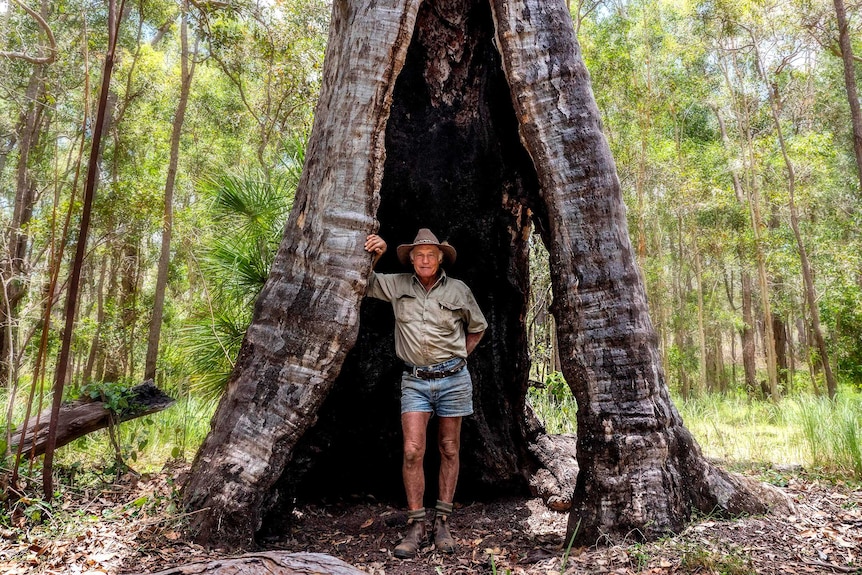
[437,416,462,503]
[401,411,431,510]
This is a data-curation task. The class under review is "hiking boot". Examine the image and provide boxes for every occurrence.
[394,509,426,559]
[433,500,456,554]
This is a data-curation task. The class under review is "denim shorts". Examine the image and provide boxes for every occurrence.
[400,364,474,417]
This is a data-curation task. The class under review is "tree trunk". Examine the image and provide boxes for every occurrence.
[130,552,366,575]
[1,62,46,387]
[714,106,757,395]
[488,0,787,543]
[43,0,122,498]
[773,313,788,389]
[145,6,196,381]
[693,243,707,393]
[183,0,425,548]
[832,0,862,192]
[9,381,174,458]
[183,0,789,549]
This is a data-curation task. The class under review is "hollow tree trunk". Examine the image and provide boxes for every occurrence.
[184,0,788,549]
[488,0,788,543]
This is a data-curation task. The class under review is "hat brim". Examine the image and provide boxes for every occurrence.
[396,242,457,266]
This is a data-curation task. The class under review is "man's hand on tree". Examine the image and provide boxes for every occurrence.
[365,234,387,267]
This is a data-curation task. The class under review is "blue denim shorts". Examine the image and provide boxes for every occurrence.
[400,363,474,417]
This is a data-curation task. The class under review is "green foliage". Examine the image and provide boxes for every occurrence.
[181,169,297,399]
[792,394,862,478]
[677,389,862,479]
[528,372,578,435]
[77,381,137,414]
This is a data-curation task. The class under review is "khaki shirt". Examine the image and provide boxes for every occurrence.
[367,271,487,367]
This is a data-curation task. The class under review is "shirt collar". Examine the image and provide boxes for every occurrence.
[412,269,447,290]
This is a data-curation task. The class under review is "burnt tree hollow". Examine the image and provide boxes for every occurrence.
[264,0,545,520]
[185,0,788,549]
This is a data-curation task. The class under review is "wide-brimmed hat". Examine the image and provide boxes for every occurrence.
[397,228,457,266]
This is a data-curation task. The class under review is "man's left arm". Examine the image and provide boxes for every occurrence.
[466,330,484,355]
[461,285,487,356]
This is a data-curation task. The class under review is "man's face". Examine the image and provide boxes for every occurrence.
[410,245,443,281]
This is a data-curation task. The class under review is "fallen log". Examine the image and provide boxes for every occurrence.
[126,552,367,575]
[9,380,174,458]
[529,434,579,511]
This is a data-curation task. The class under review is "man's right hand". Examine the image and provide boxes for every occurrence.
[365,234,387,267]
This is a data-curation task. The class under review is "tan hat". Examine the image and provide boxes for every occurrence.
[397,228,457,266]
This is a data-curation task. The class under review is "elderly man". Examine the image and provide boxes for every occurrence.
[364,229,487,559]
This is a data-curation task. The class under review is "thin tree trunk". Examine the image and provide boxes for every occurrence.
[720,45,779,400]
[713,106,757,396]
[43,0,124,498]
[773,313,788,389]
[752,36,837,398]
[145,7,196,380]
[693,243,707,394]
[832,0,862,192]
[83,256,108,384]
[1,63,45,387]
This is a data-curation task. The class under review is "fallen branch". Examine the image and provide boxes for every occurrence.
[9,380,174,458]
[126,551,367,575]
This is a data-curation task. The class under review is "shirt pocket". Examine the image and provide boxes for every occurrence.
[395,294,421,323]
[437,300,464,333]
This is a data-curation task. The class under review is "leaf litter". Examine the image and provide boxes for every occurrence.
[0,465,859,574]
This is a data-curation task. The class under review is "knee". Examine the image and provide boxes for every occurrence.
[403,441,425,466]
[438,437,460,461]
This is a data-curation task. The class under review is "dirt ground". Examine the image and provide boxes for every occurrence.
[1,465,860,574]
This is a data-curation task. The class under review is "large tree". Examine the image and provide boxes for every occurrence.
[183,0,787,549]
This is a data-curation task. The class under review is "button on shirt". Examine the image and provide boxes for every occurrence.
[367,271,488,367]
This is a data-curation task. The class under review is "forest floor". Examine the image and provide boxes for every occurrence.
[0,463,860,575]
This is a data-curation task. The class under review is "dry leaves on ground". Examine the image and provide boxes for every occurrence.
[1,467,859,575]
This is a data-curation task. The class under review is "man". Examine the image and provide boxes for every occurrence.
[364,229,487,559]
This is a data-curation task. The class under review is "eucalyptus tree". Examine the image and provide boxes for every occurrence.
[182,0,786,549]
[0,0,55,388]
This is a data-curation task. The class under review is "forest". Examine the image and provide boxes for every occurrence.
[1,0,862,573]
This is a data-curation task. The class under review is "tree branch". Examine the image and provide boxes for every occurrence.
[0,0,57,65]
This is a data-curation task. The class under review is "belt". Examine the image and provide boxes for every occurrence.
[407,358,467,380]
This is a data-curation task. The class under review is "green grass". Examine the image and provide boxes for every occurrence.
[528,371,862,479]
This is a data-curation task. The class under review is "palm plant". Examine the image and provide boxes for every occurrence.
[183,168,297,399]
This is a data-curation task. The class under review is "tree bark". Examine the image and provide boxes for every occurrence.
[128,552,366,575]
[488,0,789,543]
[10,381,174,458]
[145,7,196,380]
